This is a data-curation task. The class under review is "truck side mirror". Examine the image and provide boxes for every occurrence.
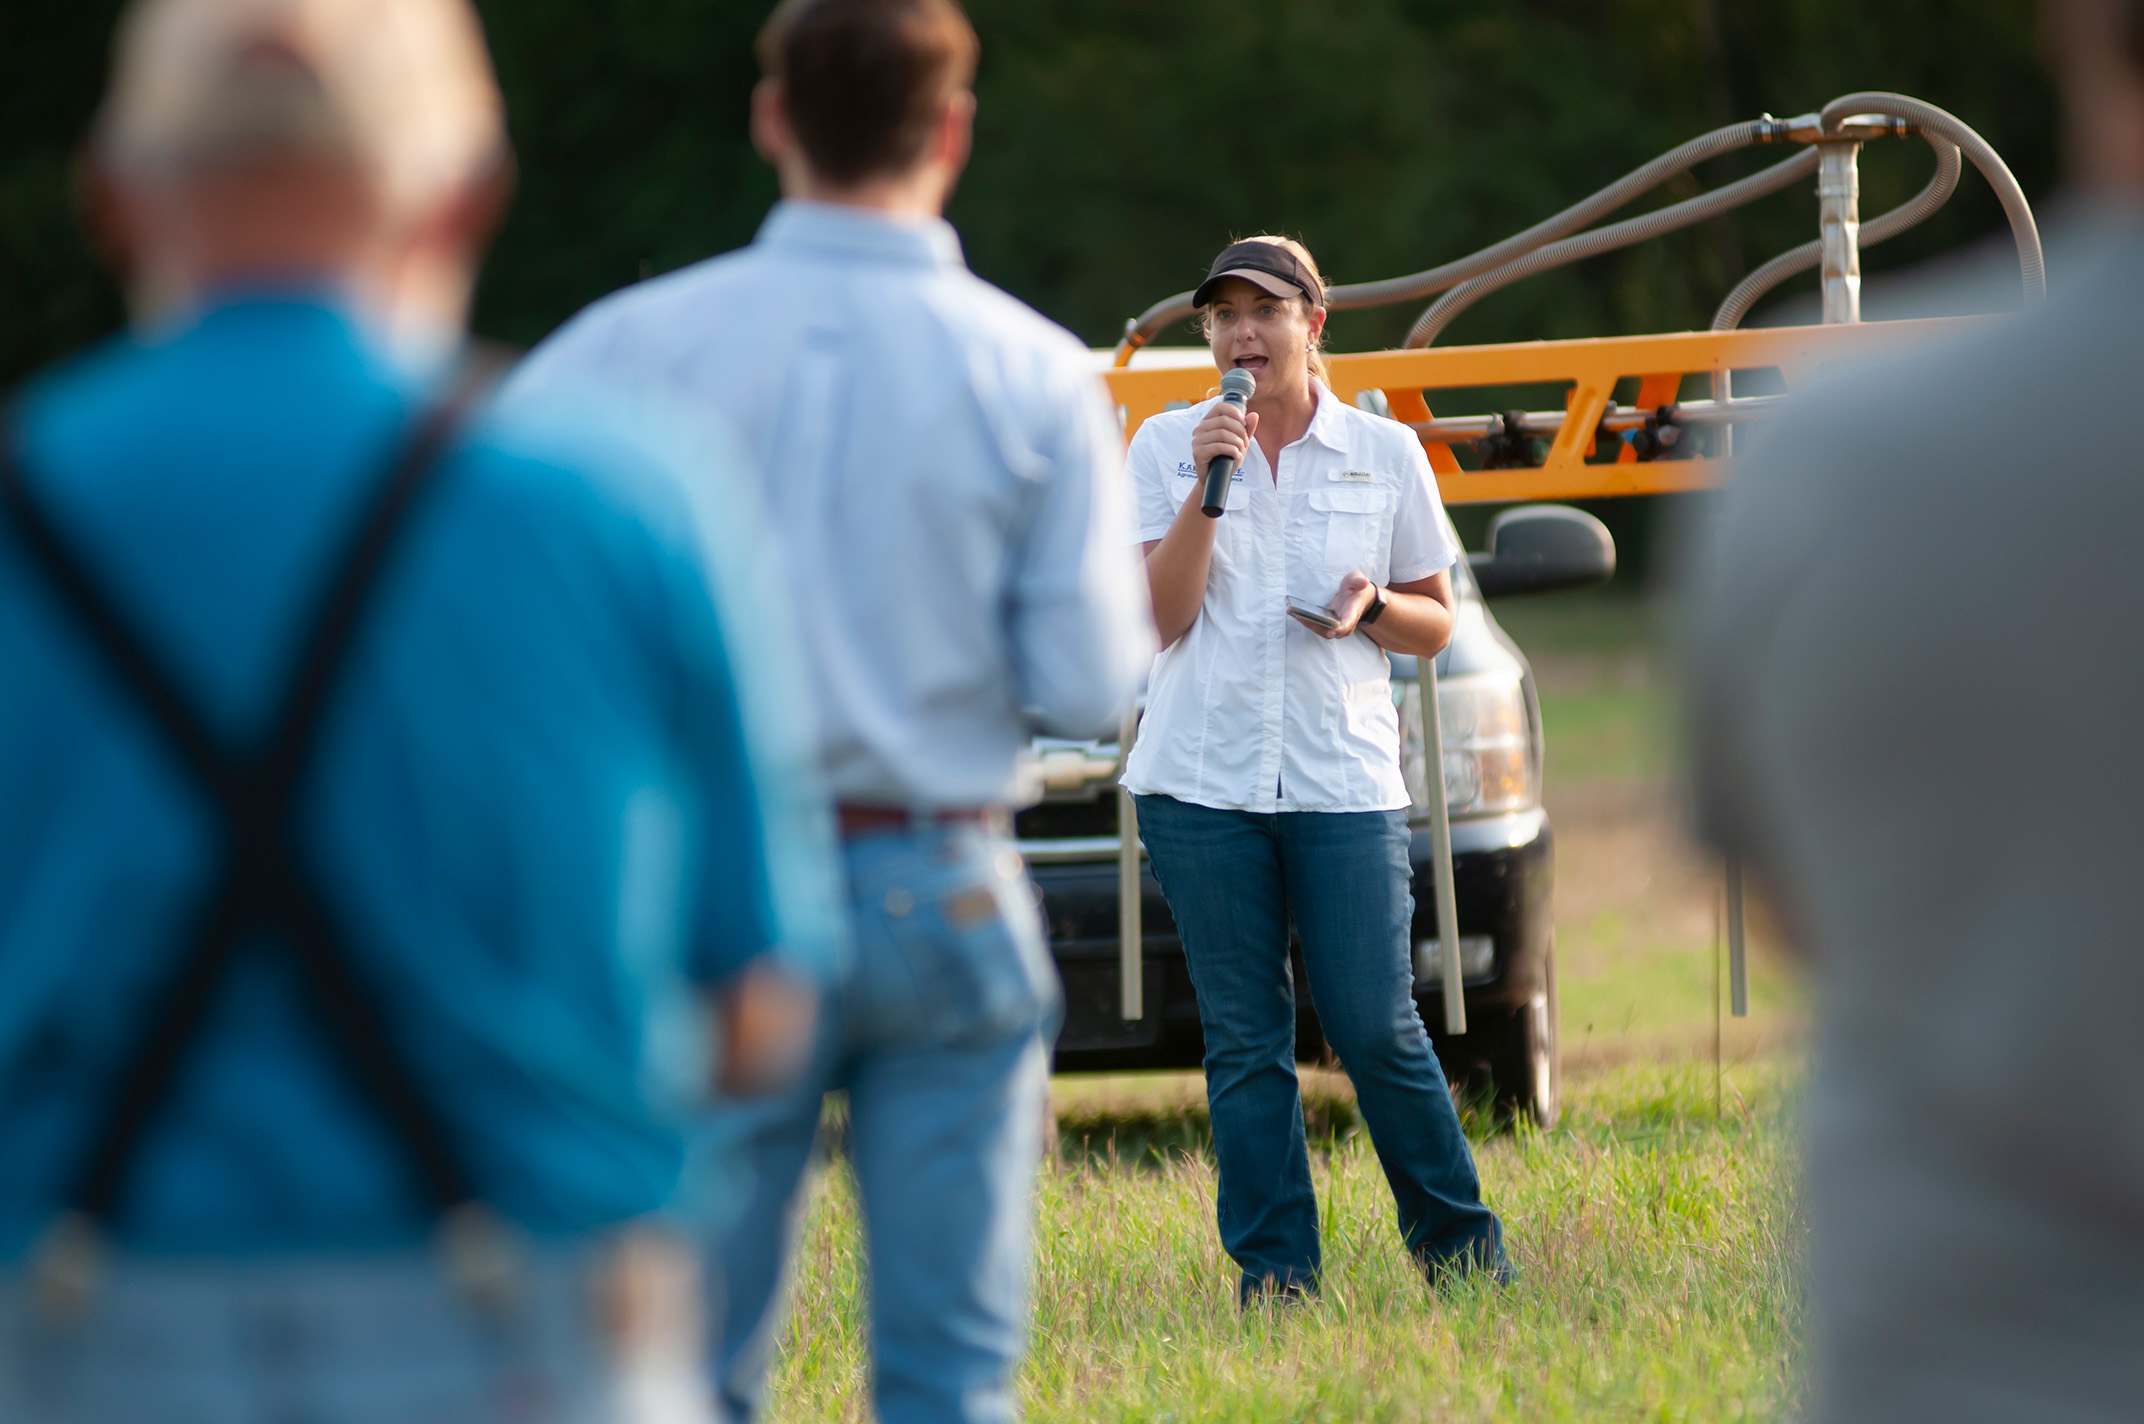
[1468,504,1615,597]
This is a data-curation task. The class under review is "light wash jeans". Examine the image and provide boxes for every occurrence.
[0,1230,713,1423]
[1133,795,1506,1302]
[701,823,1059,1424]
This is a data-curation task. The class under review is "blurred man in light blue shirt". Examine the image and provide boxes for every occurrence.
[513,2,1152,1419]
[0,1,839,1418]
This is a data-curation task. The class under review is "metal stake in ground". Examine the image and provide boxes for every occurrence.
[1714,890,1724,1118]
[1724,124,1866,1021]
[1423,657,1467,1034]
[1117,700,1142,1021]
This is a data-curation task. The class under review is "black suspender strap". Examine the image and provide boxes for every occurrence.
[0,368,492,1239]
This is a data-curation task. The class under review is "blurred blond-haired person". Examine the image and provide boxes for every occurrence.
[0,1,840,1419]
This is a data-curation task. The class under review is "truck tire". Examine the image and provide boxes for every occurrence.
[1421,942,1560,1130]
[1487,941,1560,1128]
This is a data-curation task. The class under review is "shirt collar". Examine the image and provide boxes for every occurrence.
[138,283,456,386]
[756,199,967,271]
[1301,379,1350,452]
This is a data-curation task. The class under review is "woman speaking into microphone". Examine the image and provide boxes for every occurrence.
[1123,236,1508,1302]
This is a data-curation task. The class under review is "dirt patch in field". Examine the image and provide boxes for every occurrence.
[1546,779,1716,975]
[1547,776,1804,1076]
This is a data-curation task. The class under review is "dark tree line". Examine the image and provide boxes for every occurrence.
[2,2,2054,383]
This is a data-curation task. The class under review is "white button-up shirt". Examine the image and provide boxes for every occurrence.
[1121,381,1458,813]
[512,202,1154,805]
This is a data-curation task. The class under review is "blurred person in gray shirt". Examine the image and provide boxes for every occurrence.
[512,2,1154,1419]
[1688,3,2144,1418]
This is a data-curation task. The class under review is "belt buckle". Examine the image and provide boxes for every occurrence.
[437,1201,525,1317]
[27,1210,104,1323]
[590,1224,703,1373]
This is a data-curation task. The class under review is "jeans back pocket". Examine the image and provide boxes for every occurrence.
[849,834,1060,1051]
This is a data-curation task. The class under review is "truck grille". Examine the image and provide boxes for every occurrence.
[1014,797,1118,841]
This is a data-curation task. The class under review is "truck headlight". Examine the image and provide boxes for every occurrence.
[1414,934,1496,984]
[1397,672,1535,818]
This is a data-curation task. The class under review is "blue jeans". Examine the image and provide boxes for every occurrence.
[0,1233,712,1423]
[1133,795,1505,1300]
[699,824,1058,1424]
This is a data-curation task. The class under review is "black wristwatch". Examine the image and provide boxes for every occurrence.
[1359,584,1389,625]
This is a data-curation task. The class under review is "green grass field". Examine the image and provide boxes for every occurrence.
[769,1060,1804,1422]
[765,593,1811,1422]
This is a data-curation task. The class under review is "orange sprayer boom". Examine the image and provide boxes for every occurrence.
[1105,317,1981,504]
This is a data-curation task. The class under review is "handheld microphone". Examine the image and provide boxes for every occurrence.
[1199,368,1257,517]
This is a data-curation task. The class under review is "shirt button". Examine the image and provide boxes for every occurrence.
[883,888,914,917]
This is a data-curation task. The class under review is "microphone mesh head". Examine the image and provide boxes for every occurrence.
[1219,368,1256,402]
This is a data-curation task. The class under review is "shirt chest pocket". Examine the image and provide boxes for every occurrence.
[1308,485,1392,570]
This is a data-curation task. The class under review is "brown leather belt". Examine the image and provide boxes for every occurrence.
[835,804,1010,838]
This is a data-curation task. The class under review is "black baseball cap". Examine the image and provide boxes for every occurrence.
[1193,240,1326,309]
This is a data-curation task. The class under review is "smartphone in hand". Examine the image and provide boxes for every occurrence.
[1286,597,1342,632]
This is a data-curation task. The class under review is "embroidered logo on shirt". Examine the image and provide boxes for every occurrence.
[1179,461,1242,485]
[1335,469,1376,482]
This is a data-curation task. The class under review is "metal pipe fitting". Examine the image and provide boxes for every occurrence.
[1755,111,1823,143]
[1818,140,1864,324]
[1712,133,1960,331]
[1818,92,2044,307]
